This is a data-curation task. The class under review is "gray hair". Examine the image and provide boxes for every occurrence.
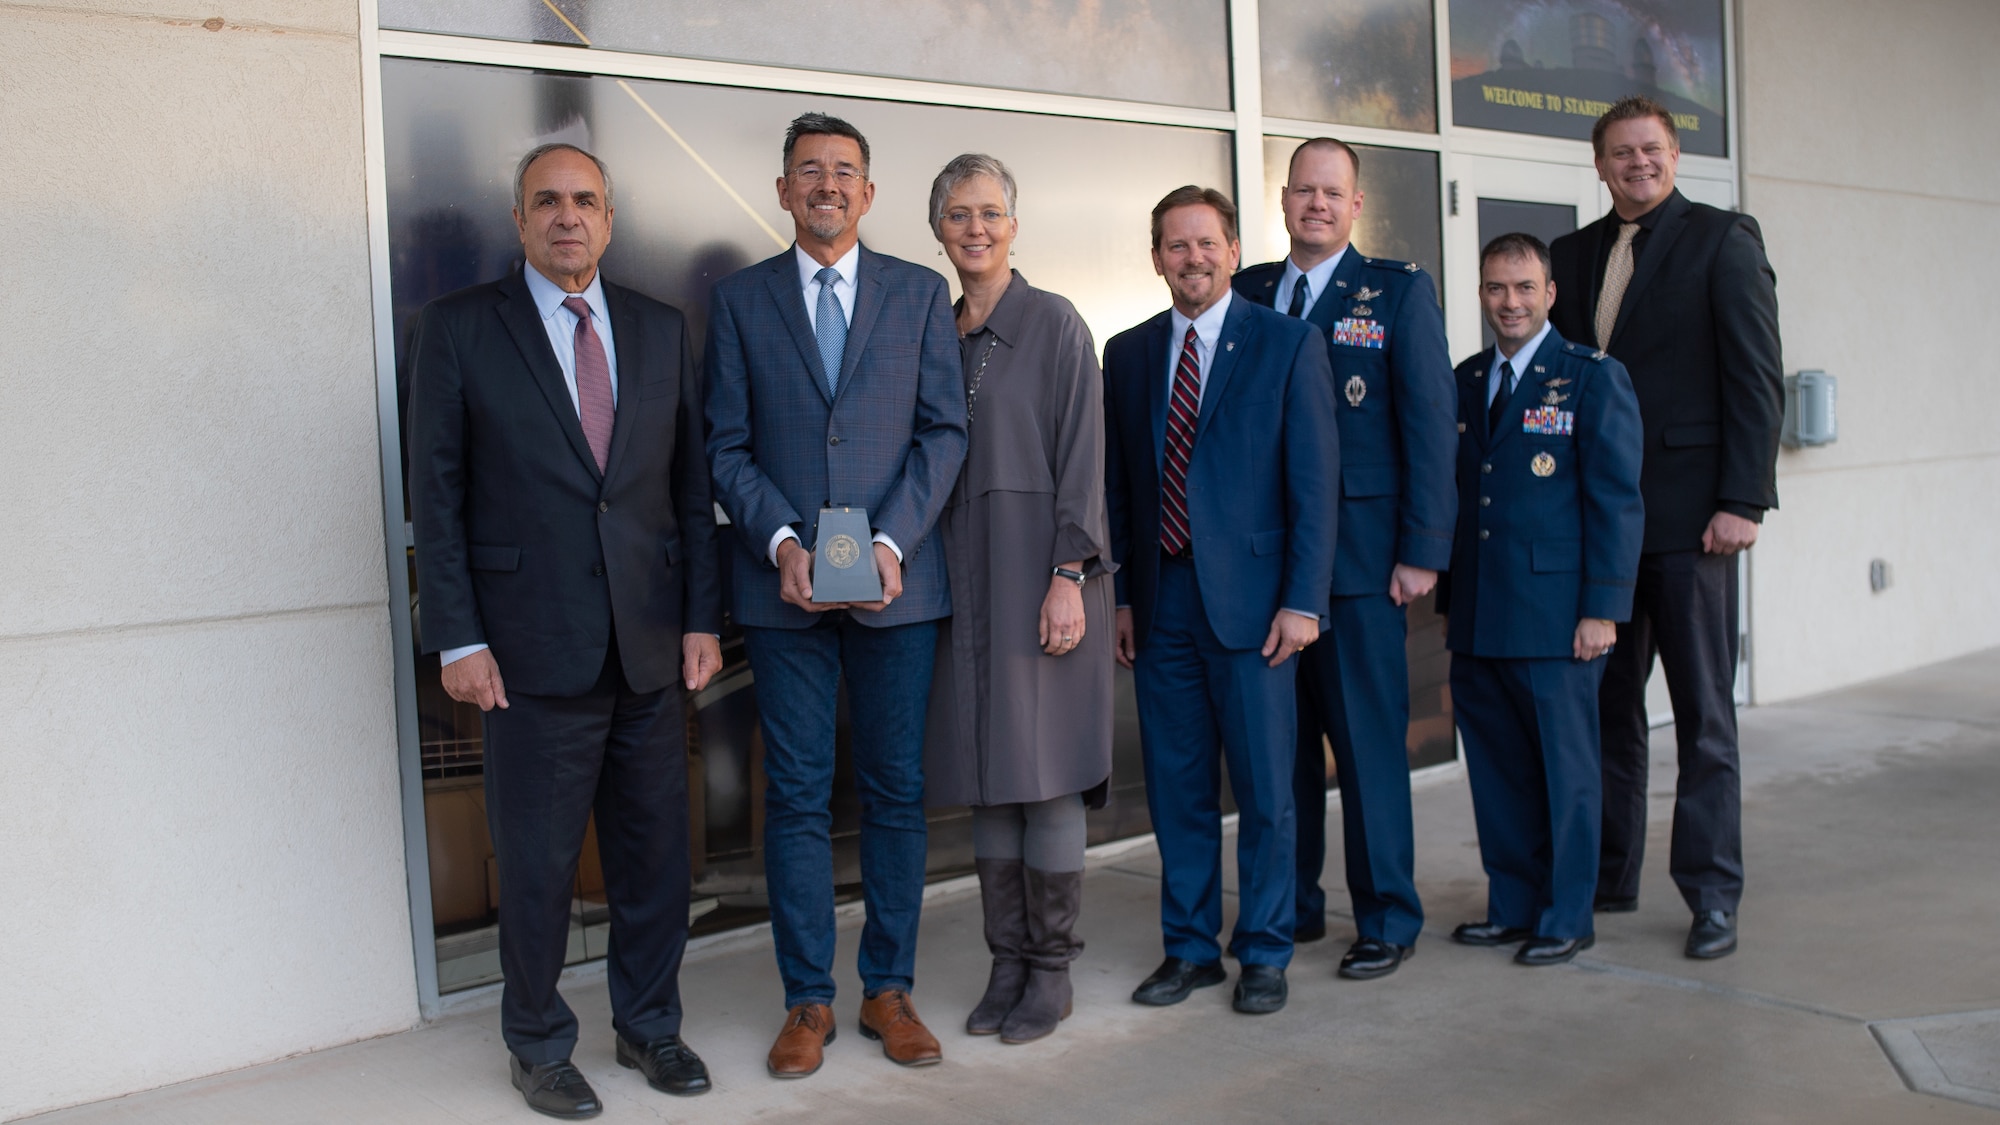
[928,153,1017,238]
[513,142,615,212]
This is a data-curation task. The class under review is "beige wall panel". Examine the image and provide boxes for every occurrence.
[10,1,355,35]
[1751,457,2000,702]
[0,5,385,638]
[1740,0,2000,204]
[0,608,415,1121]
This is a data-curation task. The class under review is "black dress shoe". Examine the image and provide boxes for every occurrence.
[1232,964,1288,1014]
[1450,921,1532,947]
[1686,909,1738,959]
[510,1056,602,1120]
[1594,895,1639,914]
[1337,937,1413,981]
[1515,934,1594,966]
[1132,956,1227,1006]
[616,1033,710,1096]
[1294,919,1329,943]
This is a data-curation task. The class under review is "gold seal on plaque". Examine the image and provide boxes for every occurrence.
[824,533,862,569]
[1531,452,1557,477]
[1345,375,1368,407]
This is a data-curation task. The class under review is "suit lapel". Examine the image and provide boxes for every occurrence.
[836,247,887,401]
[496,271,602,481]
[760,252,834,406]
[1469,348,1498,448]
[600,280,641,481]
[1309,247,1367,334]
[1490,331,1567,447]
[1146,313,1171,475]
[1195,297,1251,441]
[1609,191,1689,346]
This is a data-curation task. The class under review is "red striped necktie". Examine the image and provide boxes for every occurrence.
[1160,326,1201,556]
[563,296,615,473]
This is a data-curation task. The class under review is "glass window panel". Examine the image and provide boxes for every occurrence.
[1259,0,1438,132]
[381,0,1232,110]
[1449,0,1728,156]
[383,56,1231,989]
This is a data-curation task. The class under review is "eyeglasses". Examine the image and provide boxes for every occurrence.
[940,208,1012,227]
[788,166,865,186]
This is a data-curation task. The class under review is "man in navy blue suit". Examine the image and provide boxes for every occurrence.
[1438,233,1644,967]
[1233,138,1457,980]
[1105,186,1338,1015]
[704,113,966,1077]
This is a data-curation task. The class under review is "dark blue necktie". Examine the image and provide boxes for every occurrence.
[1488,360,1515,434]
[1287,276,1310,318]
[815,266,845,398]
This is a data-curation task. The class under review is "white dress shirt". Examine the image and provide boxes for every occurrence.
[1275,245,1348,320]
[442,265,621,669]
[768,242,902,569]
[1165,288,1235,404]
[1488,319,1555,409]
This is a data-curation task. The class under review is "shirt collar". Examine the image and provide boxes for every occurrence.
[795,242,861,291]
[524,262,608,324]
[1170,287,1234,353]
[1280,245,1348,310]
[1491,319,1554,383]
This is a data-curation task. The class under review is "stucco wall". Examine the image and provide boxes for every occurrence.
[0,3,414,1119]
[1738,0,2000,701]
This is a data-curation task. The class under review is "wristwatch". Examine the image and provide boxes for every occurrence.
[1052,566,1087,588]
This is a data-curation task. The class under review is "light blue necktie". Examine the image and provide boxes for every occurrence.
[814,266,846,398]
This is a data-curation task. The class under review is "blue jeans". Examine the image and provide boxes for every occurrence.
[743,616,938,1009]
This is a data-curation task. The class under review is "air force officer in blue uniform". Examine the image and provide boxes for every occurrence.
[1233,138,1457,980]
[1438,233,1643,966]
[1106,186,1338,1015]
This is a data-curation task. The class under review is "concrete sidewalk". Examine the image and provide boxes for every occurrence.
[26,648,2000,1124]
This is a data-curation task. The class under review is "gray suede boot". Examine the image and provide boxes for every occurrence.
[967,858,1028,1035]
[1001,867,1084,1043]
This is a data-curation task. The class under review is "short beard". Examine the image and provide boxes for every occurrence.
[804,202,848,241]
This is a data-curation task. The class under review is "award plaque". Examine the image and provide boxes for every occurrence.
[811,507,882,603]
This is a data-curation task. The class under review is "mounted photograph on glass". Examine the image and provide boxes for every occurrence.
[1259,0,1437,132]
[1449,0,1727,156]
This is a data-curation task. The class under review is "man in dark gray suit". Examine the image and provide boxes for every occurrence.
[409,143,722,1119]
[704,113,967,1078]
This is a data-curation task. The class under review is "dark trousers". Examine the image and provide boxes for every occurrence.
[1294,593,1423,945]
[1451,654,1605,941]
[742,616,937,1009]
[481,639,690,1065]
[1598,549,1744,914]
[1135,556,1298,968]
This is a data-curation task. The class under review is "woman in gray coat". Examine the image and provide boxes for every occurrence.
[923,153,1115,1044]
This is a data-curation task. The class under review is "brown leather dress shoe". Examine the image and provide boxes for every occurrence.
[767,1003,836,1079]
[858,990,943,1067]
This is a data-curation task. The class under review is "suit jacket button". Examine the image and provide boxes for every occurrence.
[1478,529,1490,541]
[592,564,605,577]
[1481,462,1493,474]
[829,436,842,445]
[598,501,609,513]
[1480,495,1492,507]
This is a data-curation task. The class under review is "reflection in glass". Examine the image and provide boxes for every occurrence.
[383,57,1230,990]
[381,0,1231,110]
[1259,0,1437,132]
[1259,137,1442,287]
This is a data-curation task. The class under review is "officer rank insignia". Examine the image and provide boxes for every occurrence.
[1531,451,1557,476]
[1522,406,1574,435]
[1333,318,1385,348]
[1345,375,1367,406]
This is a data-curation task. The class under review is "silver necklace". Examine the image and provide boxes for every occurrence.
[964,333,1001,425]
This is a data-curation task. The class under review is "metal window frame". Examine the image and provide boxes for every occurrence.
[359,0,1741,1018]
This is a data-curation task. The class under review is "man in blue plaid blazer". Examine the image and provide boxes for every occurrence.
[704,112,966,1078]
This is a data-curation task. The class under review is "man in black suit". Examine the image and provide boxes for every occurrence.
[1549,97,1783,961]
[408,143,723,1118]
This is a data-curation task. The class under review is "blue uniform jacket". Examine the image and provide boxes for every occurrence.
[1436,329,1645,659]
[1104,296,1339,653]
[1234,252,1457,595]
[704,245,967,629]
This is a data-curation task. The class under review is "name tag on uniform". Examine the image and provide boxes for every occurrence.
[1332,318,1385,349]
[1521,406,1574,435]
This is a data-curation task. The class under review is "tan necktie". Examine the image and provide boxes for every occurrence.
[1595,221,1641,350]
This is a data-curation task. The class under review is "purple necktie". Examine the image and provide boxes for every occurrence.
[563,296,614,473]
[1160,327,1201,556]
